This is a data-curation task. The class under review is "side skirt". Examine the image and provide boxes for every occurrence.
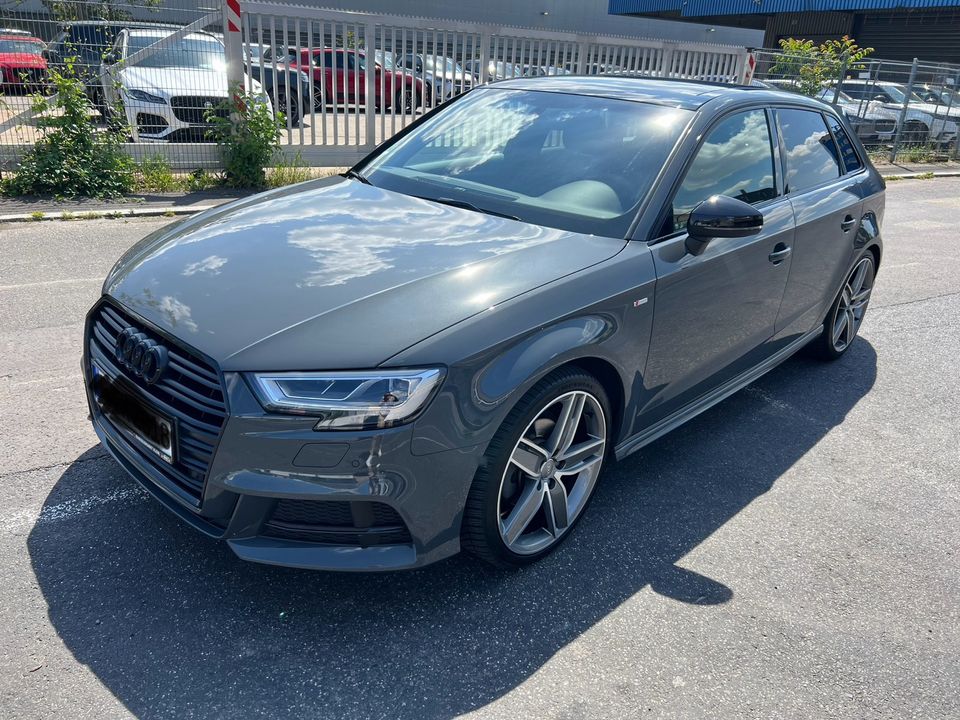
[614,326,822,461]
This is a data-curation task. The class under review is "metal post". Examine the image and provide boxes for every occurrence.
[952,71,960,160]
[223,0,245,103]
[478,31,490,85]
[832,53,849,105]
[364,21,375,151]
[890,57,919,163]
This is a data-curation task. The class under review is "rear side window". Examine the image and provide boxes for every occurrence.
[777,108,841,193]
[827,116,862,173]
[670,109,777,232]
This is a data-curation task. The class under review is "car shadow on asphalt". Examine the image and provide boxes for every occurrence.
[28,339,877,719]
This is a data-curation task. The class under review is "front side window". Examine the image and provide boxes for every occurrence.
[362,88,692,238]
[777,108,841,193]
[670,110,776,232]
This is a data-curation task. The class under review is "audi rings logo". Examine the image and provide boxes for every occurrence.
[114,327,169,385]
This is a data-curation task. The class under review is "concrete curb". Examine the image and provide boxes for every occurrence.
[880,171,960,180]
[0,203,225,224]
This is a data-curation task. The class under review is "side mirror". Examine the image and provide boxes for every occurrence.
[872,93,887,102]
[685,195,763,255]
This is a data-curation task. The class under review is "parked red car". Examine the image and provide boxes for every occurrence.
[269,46,427,111]
[0,34,47,91]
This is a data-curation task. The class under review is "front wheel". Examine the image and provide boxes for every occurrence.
[461,367,611,568]
[808,253,876,360]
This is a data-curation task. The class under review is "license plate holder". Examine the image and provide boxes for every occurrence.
[91,362,177,465]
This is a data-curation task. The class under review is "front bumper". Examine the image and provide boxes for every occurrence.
[82,301,481,571]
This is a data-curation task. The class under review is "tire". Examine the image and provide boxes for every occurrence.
[276,90,301,127]
[461,366,612,568]
[394,88,421,113]
[807,253,876,361]
[903,120,928,145]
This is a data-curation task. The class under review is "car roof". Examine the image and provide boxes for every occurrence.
[0,34,42,41]
[490,75,826,111]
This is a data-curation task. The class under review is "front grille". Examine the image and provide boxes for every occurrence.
[87,300,227,504]
[263,500,412,547]
[874,119,896,133]
[170,95,228,124]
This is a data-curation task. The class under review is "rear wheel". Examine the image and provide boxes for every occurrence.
[808,253,876,360]
[394,88,421,113]
[903,120,929,145]
[461,367,611,567]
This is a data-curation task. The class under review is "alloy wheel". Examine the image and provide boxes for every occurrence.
[831,255,875,353]
[496,390,607,555]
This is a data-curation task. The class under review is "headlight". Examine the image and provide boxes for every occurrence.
[126,88,166,104]
[248,368,444,430]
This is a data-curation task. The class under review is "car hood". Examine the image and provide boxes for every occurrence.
[119,65,261,97]
[104,178,625,370]
[0,52,45,67]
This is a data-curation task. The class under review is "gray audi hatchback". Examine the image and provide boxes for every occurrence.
[83,77,884,570]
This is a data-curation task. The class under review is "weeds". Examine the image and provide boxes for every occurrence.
[30,211,45,221]
[267,153,317,188]
[4,62,135,198]
[206,89,282,189]
[136,155,179,193]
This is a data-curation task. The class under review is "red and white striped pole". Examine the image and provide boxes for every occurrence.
[223,0,245,97]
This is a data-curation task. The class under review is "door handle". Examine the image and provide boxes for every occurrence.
[841,215,857,232]
[768,243,791,265]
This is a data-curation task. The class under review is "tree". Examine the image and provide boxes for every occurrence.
[41,0,160,22]
[769,36,874,98]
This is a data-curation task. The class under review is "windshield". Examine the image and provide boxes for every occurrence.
[0,39,43,54]
[361,88,691,238]
[423,56,463,75]
[127,34,224,71]
[884,84,925,103]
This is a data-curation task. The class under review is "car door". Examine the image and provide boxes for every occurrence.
[640,108,795,424]
[772,107,864,341]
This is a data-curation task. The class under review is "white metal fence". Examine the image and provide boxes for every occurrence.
[0,0,749,170]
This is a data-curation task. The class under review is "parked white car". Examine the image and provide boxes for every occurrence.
[101,28,269,142]
[835,80,958,145]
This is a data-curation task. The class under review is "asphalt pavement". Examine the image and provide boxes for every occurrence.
[1,179,958,719]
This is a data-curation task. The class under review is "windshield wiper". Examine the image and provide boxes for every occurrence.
[343,168,371,185]
[418,195,520,221]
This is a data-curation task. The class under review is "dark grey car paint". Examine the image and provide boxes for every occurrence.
[85,79,885,570]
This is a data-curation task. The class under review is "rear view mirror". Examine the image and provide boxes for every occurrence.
[686,195,763,255]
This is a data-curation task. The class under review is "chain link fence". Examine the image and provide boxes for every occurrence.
[0,0,750,173]
[751,48,960,164]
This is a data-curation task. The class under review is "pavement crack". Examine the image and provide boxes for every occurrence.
[0,451,110,480]
[872,289,960,311]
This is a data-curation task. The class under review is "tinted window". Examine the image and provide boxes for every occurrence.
[671,110,776,232]
[827,117,862,173]
[777,109,841,193]
[363,87,692,238]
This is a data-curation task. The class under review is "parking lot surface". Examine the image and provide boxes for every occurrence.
[1,179,958,719]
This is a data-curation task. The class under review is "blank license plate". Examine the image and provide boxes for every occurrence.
[92,362,176,464]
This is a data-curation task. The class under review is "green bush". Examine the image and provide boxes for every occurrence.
[4,62,135,198]
[184,168,219,191]
[136,154,179,192]
[206,89,282,189]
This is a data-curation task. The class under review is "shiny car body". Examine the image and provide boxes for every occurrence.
[100,29,269,143]
[0,34,47,90]
[83,78,884,571]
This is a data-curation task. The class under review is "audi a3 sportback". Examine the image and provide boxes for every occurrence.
[83,77,884,571]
